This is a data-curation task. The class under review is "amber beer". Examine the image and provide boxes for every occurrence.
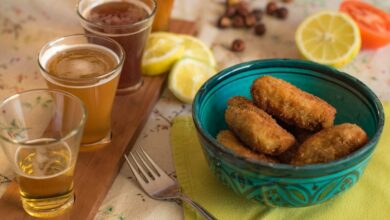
[152,0,175,31]
[16,140,74,217]
[44,46,119,144]
[39,35,124,147]
[0,89,86,217]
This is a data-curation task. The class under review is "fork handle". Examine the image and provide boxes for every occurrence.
[179,193,217,220]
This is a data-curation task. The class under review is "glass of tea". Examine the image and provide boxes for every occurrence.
[77,0,157,95]
[0,89,86,218]
[152,0,175,31]
[38,34,124,148]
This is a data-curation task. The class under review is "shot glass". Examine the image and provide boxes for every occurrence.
[77,0,157,95]
[152,0,175,31]
[0,89,86,218]
[38,34,124,149]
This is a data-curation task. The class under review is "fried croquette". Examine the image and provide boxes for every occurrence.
[291,123,368,165]
[251,76,337,131]
[217,130,277,163]
[228,96,277,121]
[225,96,296,156]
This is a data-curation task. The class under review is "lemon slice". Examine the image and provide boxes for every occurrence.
[168,58,216,103]
[179,35,217,68]
[142,32,184,76]
[295,11,361,67]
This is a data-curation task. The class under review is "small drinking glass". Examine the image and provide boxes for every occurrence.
[0,89,86,218]
[38,34,124,149]
[152,0,175,31]
[77,0,157,94]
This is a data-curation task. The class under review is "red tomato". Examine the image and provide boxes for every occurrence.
[340,0,390,49]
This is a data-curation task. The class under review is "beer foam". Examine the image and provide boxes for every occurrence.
[81,0,153,37]
[60,59,97,78]
[40,44,121,89]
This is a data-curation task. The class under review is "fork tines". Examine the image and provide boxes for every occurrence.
[124,146,163,184]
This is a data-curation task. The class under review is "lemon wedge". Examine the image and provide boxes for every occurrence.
[142,32,184,76]
[295,11,361,67]
[168,58,216,104]
[180,35,217,68]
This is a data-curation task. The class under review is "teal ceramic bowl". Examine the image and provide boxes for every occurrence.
[192,59,384,207]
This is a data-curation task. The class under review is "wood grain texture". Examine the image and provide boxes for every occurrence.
[0,19,196,220]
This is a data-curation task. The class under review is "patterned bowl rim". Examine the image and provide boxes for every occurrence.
[192,59,385,172]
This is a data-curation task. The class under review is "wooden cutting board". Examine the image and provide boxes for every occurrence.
[0,19,196,220]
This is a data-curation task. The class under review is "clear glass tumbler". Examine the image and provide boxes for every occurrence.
[152,0,175,31]
[38,34,124,149]
[77,0,157,95]
[0,89,86,218]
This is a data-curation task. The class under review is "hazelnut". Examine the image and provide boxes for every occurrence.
[266,1,278,15]
[244,14,256,28]
[254,23,266,36]
[236,2,250,17]
[217,16,232,28]
[275,7,288,19]
[232,15,245,28]
[252,9,263,21]
[231,39,245,52]
[225,6,237,17]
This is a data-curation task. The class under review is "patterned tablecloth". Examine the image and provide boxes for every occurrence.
[0,0,389,219]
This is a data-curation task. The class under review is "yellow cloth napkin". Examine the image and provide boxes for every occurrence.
[171,103,390,220]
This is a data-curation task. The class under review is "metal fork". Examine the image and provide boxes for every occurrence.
[124,147,217,220]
